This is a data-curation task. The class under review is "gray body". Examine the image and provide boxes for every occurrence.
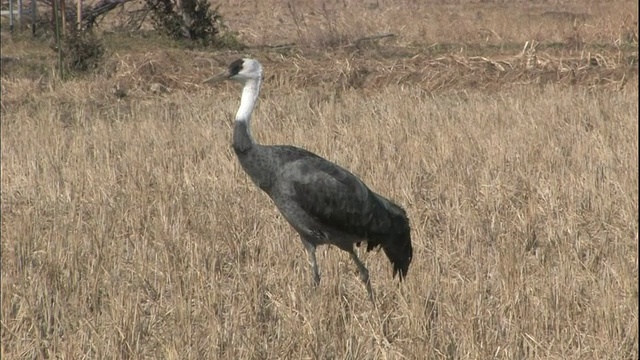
[233,121,413,299]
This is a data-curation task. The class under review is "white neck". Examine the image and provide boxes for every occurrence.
[236,78,261,125]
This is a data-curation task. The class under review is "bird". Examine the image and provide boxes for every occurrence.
[202,58,413,300]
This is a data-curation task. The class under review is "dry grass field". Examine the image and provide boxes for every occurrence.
[1,0,639,359]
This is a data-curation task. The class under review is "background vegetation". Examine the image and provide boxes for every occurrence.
[1,0,638,358]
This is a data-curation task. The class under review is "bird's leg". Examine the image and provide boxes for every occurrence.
[348,251,375,302]
[302,240,320,286]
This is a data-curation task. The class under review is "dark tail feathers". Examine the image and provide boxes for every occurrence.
[367,195,413,280]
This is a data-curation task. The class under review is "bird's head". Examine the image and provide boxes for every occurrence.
[202,58,263,85]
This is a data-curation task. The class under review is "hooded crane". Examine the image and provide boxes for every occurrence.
[203,58,413,300]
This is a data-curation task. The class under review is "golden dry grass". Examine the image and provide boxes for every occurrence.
[1,0,639,359]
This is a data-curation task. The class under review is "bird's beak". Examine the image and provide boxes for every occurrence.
[202,69,231,84]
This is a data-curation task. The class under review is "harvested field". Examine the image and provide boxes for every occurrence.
[1,0,638,359]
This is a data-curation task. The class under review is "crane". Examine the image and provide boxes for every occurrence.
[203,58,413,300]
